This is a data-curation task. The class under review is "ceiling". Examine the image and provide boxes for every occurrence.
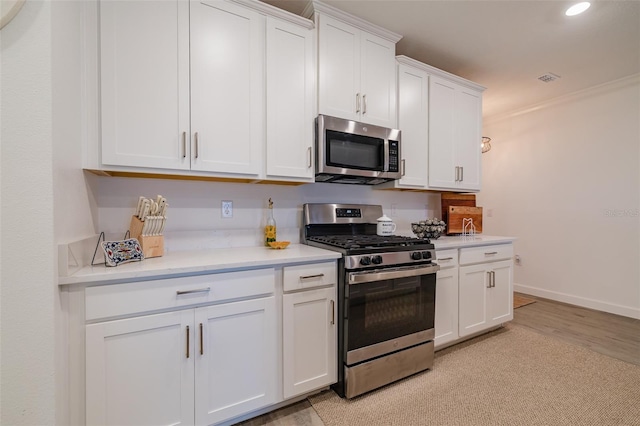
[260,0,640,119]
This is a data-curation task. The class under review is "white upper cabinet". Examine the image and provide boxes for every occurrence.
[394,62,429,188]
[96,0,315,182]
[428,75,483,192]
[312,2,401,128]
[378,56,484,192]
[190,0,264,176]
[265,17,315,182]
[99,0,190,170]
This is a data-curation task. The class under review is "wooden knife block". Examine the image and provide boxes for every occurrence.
[129,215,164,258]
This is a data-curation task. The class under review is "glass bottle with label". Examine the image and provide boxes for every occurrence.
[265,198,276,246]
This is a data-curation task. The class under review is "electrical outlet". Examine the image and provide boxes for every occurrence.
[390,204,397,218]
[221,200,233,218]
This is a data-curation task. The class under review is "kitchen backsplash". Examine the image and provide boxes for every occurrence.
[86,173,441,248]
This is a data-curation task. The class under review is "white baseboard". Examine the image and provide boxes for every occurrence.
[514,283,640,320]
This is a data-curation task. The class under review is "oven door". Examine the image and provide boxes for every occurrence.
[344,264,439,365]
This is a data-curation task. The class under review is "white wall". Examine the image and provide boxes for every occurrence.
[479,75,640,319]
[87,173,441,247]
[0,1,57,424]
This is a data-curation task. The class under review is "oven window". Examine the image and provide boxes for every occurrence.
[347,274,435,352]
[326,130,384,171]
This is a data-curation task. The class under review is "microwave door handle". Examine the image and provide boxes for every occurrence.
[384,139,390,172]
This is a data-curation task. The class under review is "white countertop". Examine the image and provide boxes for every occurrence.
[59,236,515,286]
[433,235,516,250]
[59,244,341,286]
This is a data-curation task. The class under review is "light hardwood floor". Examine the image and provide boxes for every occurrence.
[234,293,640,425]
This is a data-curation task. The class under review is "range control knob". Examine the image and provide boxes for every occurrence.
[411,252,422,261]
[360,256,372,266]
[371,255,383,265]
[421,251,432,260]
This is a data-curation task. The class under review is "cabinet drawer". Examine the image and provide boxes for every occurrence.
[86,268,275,321]
[283,262,337,292]
[435,249,458,268]
[459,244,513,266]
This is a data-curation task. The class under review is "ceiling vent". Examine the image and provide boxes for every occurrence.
[538,73,561,83]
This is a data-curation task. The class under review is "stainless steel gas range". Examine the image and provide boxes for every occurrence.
[302,203,440,398]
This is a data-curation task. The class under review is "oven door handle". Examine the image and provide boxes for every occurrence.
[347,264,440,284]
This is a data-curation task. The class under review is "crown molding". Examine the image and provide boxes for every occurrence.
[303,0,402,43]
[396,55,485,92]
[230,0,314,29]
[485,73,640,125]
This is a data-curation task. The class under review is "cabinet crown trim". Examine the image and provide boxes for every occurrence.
[397,55,485,92]
[231,0,315,28]
[303,0,402,43]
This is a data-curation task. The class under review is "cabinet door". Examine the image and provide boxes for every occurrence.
[195,297,277,425]
[458,263,489,337]
[266,17,315,181]
[455,87,482,191]
[190,0,264,176]
[317,14,360,122]
[487,260,514,327]
[86,310,194,426]
[100,0,190,170]
[359,32,397,128]
[434,266,459,349]
[396,64,429,188]
[283,287,337,399]
[428,76,457,189]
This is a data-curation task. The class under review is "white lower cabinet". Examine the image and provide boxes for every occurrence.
[85,268,277,426]
[195,298,277,425]
[86,310,195,426]
[434,243,514,349]
[459,253,513,338]
[282,262,337,399]
[282,287,337,398]
[81,261,339,426]
[86,296,276,426]
[433,250,459,349]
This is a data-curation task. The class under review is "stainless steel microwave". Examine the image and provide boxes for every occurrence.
[315,115,402,185]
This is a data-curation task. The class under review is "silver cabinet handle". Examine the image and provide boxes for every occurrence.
[194,132,199,159]
[307,146,312,168]
[492,271,496,288]
[401,159,406,176]
[455,166,459,182]
[186,325,190,358]
[300,273,324,281]
[362,94,367,114]
[356,93,361,113]
[484,252,498,256]
[199,323,204,355]
[176,287,211,295]
[330,300,335,325]
[438,257,454,261]
[487,271,492,288]
[181,131,186,158]
[460,166,464,182]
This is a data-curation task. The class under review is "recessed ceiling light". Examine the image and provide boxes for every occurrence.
[566,2,591,16]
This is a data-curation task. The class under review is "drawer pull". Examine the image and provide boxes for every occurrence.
[186,326,190,359]
[484,252,498,256]
[438,257,454,261]
[176,287,211,296]
[300,273,324,281]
